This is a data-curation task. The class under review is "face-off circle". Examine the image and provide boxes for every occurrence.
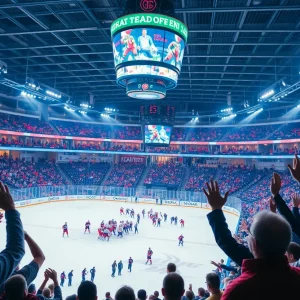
[140,0,157,12]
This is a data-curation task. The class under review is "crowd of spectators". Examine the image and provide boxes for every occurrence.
[185,165,217,192]
[52,120,110,138]
[185,128,224,142]
[144,163,186,189]
[1,113,300,146]
[59,162,110,185]
[183,147,210,154]
[0,113,56,135]
[104,163,144,187]
[0,157,68,188]
[114,126,142,140]
[146,147,180,154]
[0,138,67,149]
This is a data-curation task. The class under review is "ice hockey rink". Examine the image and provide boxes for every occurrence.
[0,200,239,297]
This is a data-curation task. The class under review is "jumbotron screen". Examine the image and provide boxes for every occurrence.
[144,125,172,146]
[113,27,185,73]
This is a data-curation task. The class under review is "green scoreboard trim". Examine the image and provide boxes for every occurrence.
[111,13,188,42]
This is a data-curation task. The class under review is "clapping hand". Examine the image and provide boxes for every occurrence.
[269,197,277,213]
[270,173,281,196]
[45,268,58,284]
[288,154,300,183]
[292,193,300,208]
[203,180,229,210]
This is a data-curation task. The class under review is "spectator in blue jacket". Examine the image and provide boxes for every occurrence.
[0,182,25,286]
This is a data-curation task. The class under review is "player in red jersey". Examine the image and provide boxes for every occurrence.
[84,220,91,233]
[178,234,184,246]
[120,207,125,215]
[62,222,68,237]
[145,248,153,265]
[180,219,185,227]
[152,217,157,226]
[97,228,103,240]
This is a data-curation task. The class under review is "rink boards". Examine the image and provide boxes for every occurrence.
[7,195,240,217]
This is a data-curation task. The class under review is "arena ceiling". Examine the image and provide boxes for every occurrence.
[0,0,300,114]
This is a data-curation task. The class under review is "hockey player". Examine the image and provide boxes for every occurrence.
[180,219,185,227]
[130,209,135,218]
[103,228,111,242]
[174,216,178,225]
[100,220,105,228]
[171,216,174,224]
[68,270,73,286]
[84,220,91,233]
[128,257,133,272]
[97,228,103,240]
[81,268,88,282]
[117,225,123,238]
[157,218,161,227]
[120,207,125,215]
[145,248,153,265]
[62,222,68,237]
[134,222,138,234]
[126,208,130,215]
[129,221,133,231]
[60,272,66,287]
[90,267,96,282]
[142,209,145,218]
[152,217,157,226]
[137,213,141,223]
[118,260,123,276]
[164,213,167,222]
[178,234,184,246]
[111,261,117,278]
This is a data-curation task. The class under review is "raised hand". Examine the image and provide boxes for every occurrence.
[0,182,15,211]
[203,180,229,210]
[210,260,219,267]
[292,193,300,208]
[288,154,300,183]
[45,268,58,282]
[270,172,281,196]
[269,197,277,213]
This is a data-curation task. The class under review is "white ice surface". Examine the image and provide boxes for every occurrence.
[0,201,238,298]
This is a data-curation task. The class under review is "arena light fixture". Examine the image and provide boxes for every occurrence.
[220,107,233,113]
[101,113,109,117]
[221,114,236,120]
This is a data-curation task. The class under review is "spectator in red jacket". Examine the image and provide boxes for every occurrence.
[222,210,300,300]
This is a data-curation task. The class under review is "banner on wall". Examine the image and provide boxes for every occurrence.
[120,155,146,163]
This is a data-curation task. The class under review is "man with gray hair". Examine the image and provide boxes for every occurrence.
[203,179,300,299]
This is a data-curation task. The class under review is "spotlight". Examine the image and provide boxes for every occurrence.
[259,89,274,100]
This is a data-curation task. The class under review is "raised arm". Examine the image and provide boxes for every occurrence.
[0,182,25,285]
[24,231,45,268]
[292,194,300,221]
[271,173,300,239]
[203,180,253,266]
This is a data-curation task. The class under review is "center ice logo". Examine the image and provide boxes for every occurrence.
[135,253,203,274]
